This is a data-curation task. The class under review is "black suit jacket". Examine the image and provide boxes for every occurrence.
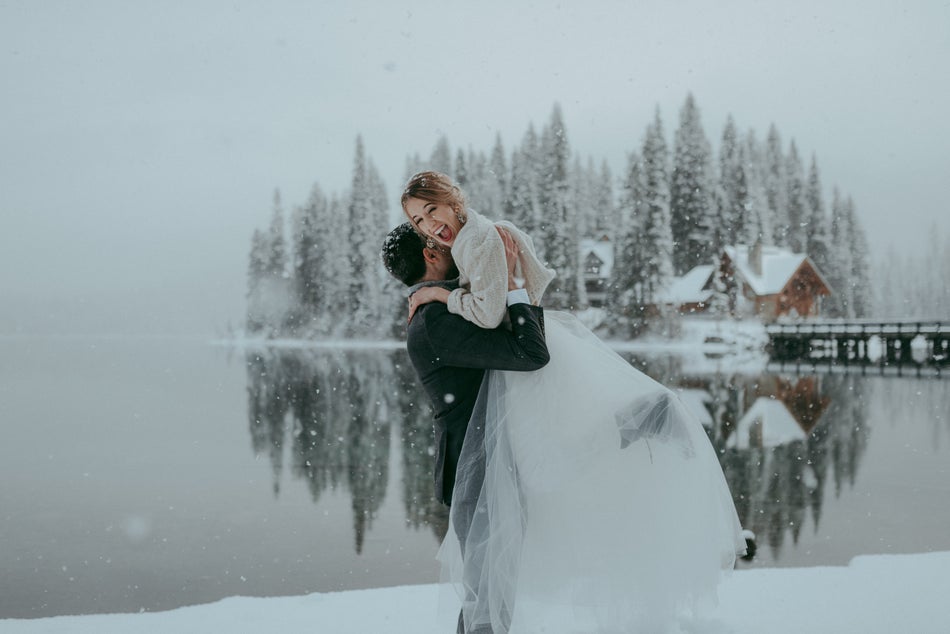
[406,296,549,506]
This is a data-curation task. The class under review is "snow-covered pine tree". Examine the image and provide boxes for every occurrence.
[595,159,615,236]
[505,148,534,232]
[247,229,269,289]
[454,148,469,188]
[464,148,493,217]
[346,136,388,337]
[928,225,950,318]
[785,141,808,253]
[571,155,592,241]
[269,190,293,333]
[827,187,855,318]
[874,244,902,318]
[670,93,717,275]
[245,190,293,336]
[346,139,371,336]
[569,155,595,309]
[639,109,675,306]
[606,150,646,335]
[719,115,748,247]
[538,104,581,308]
[246,229,269,333]
[324,193,350,335]
[367,162,391,337]
[935,226,950,319]
[805,155,833,290]
[900,250,921,319]
[765,124,789,246]
[429,135,452,176]
[844,196,873,318]
[520,124,544,249]
[572,156,612,241]
[404,152,423,182]
[488,133,508,217]
[744,129,772,245]
[267,189,288,278]
[369,167,405,339]
[292,183,329,330]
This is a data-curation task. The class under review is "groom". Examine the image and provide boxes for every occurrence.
[382,223,548,633]
[382,222,548,506]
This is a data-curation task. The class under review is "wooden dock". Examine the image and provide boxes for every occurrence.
[766,320,949,371]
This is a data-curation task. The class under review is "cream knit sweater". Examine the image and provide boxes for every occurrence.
[446,209,556,329]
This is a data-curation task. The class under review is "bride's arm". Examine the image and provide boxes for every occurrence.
[444,226,514,329]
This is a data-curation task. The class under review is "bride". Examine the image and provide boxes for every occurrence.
[403,171,746,633]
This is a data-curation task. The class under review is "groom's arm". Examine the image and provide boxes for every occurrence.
[421,299,549,372]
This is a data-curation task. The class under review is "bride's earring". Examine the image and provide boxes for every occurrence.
[455,209,466,225]
[425,237,436,249]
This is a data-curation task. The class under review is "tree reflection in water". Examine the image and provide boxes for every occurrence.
[246,348,871,564]
[621,354,870,562]
[245,347,448,554]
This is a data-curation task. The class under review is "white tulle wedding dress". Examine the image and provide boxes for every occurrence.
[439,311,746,633]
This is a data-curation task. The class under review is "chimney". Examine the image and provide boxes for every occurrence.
[749,238,763,277]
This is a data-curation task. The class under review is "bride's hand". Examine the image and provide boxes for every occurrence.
[496,227,521,291]
[408,286,450,323]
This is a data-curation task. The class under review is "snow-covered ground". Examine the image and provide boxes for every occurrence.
[631,316,770,352]
[4,550,947,634]
[601,315,772,377]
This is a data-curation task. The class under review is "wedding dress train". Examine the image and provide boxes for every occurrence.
[440,311,745,633]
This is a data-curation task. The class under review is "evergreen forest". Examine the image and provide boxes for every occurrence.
[247,94,881,340]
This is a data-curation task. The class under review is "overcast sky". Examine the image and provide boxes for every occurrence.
[2,0,947,335]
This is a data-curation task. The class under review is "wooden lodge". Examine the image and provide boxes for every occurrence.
[660,242,833,322]
[580,236,613,307]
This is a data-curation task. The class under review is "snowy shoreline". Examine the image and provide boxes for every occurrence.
[5,551,948,634]
[217,316,770,350]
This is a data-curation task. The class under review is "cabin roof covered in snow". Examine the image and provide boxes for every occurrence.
[658,264,715,304]
[723,245,813,296]
[579,238,613,277]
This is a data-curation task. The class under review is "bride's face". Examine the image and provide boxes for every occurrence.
[404,197,462,247]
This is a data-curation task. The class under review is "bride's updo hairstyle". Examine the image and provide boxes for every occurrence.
[400,171,468,222]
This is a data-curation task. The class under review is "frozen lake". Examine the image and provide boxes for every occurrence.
[1,336,948,619]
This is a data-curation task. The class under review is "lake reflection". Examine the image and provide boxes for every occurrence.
[623,355,870,564]
[2,338,947,619]
[245,347,449,554]
[245,346,949,569]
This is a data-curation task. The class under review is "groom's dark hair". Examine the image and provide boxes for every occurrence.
[381,223,426,286]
